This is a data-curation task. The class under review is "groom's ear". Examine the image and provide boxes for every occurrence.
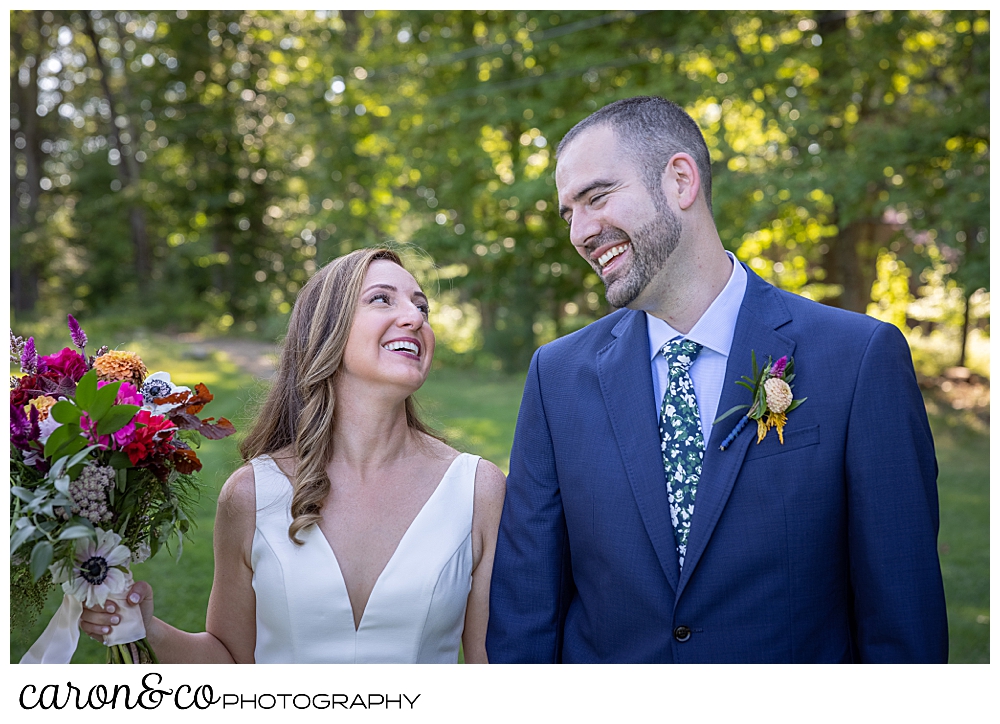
[661,153,701,211]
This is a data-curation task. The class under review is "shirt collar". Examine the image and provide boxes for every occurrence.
[646,251,747,360]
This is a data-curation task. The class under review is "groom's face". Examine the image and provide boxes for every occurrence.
[556,125,681,309]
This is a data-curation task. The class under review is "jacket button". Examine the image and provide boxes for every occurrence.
[673,625,692,642]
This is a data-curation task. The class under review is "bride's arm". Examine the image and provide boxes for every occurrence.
[80,465,258,663]
[462,459,506,664]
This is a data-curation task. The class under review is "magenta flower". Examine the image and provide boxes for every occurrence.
[67,315,88,350]
[771,355,788,378]
[39,347,88,382]
[112,380,144,407]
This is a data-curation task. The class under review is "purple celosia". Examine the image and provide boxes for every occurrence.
[770,355,788,378]
[10,403,40,450]
[67,314,88,349]
[20,337,42,374]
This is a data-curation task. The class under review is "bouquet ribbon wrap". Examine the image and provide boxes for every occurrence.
[20,574,146,664]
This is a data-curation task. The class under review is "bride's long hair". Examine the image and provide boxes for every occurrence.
[240,247,439,544]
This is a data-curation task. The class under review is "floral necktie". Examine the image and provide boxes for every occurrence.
[658,338,704,569]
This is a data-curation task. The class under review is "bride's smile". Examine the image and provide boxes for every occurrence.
[341,259,435,393]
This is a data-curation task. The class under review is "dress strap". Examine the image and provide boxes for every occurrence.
[249,455,293,512]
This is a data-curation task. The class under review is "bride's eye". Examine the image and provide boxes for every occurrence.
[368,292,391,305]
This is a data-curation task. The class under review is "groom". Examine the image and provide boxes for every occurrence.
[486,96,948,663]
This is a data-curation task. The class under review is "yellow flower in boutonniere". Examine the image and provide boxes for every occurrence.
[715,352,807,450]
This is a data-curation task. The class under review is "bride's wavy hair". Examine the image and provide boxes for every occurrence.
[239,247,440,544]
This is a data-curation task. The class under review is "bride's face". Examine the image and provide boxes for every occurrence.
[340,259,435,394]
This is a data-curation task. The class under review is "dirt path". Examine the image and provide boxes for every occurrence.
[176,334,279,380]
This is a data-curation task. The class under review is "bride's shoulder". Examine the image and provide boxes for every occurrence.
[218,463,257,522]
[473,458,505,502]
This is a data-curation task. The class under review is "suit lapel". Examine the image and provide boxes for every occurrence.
[676,269,795,599]
[597,310,680,593]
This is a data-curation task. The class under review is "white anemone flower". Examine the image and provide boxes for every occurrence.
[55,528,133,607]
[140,371,191,416]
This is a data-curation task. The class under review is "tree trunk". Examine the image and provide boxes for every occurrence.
[83,14,151,281]
[957,290,970,368]
[10,13,44,315]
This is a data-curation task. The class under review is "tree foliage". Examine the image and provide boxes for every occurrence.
[10,10,989,369]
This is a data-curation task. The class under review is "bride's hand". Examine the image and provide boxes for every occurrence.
[79,580,154,642]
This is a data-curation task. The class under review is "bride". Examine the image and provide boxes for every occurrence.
[80,248,506,663]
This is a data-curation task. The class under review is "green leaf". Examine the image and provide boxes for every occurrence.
[89,379,123,422]
[109,451,132,470]
[29,540,53,581]
[57,525,97,542]
[735,380,755,392]
[59,435,89,461]
[10,486,36,503]
[52,473,71,496]
[50,400,82,425]
[713,404,749,424]
[95,404,140,436]
[75,370,98,411]
[43,424,75,459]
[786,397,807,412]
[116,513,131,536]
[65,444,103,469]
[11,524,37,555]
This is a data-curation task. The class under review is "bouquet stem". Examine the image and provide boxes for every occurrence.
[107,637,159,664]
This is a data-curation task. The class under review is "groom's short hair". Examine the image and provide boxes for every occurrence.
[556,96,713,216]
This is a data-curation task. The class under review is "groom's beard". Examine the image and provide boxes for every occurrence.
[599,203,682,309]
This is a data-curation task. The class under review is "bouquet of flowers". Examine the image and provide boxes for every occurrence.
[11,316,235,663]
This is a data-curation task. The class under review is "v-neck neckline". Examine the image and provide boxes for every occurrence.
[269,452,466,632]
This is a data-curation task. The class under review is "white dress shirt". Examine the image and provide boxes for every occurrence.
[646,252,748,444]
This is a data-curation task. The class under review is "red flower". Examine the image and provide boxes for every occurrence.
[11,374,45,407]
[122,410,177,465]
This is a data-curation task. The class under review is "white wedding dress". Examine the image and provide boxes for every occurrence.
[249,453,478,663]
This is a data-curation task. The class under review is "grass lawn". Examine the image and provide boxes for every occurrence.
[9,346,988,663]
[924,397,991,663]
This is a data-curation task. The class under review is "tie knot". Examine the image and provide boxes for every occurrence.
[661,338,702,370]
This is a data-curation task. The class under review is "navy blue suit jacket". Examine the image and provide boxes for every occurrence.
[487,267,948,663]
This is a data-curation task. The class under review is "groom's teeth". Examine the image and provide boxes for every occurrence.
[598,244,628,268]
[383,340,419,354]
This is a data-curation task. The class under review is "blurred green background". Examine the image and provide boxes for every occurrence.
[10,10,988,662]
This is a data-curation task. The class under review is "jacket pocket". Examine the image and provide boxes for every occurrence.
[742,423,820,461]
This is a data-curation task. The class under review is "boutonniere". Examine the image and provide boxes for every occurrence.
[715,352,806,451]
